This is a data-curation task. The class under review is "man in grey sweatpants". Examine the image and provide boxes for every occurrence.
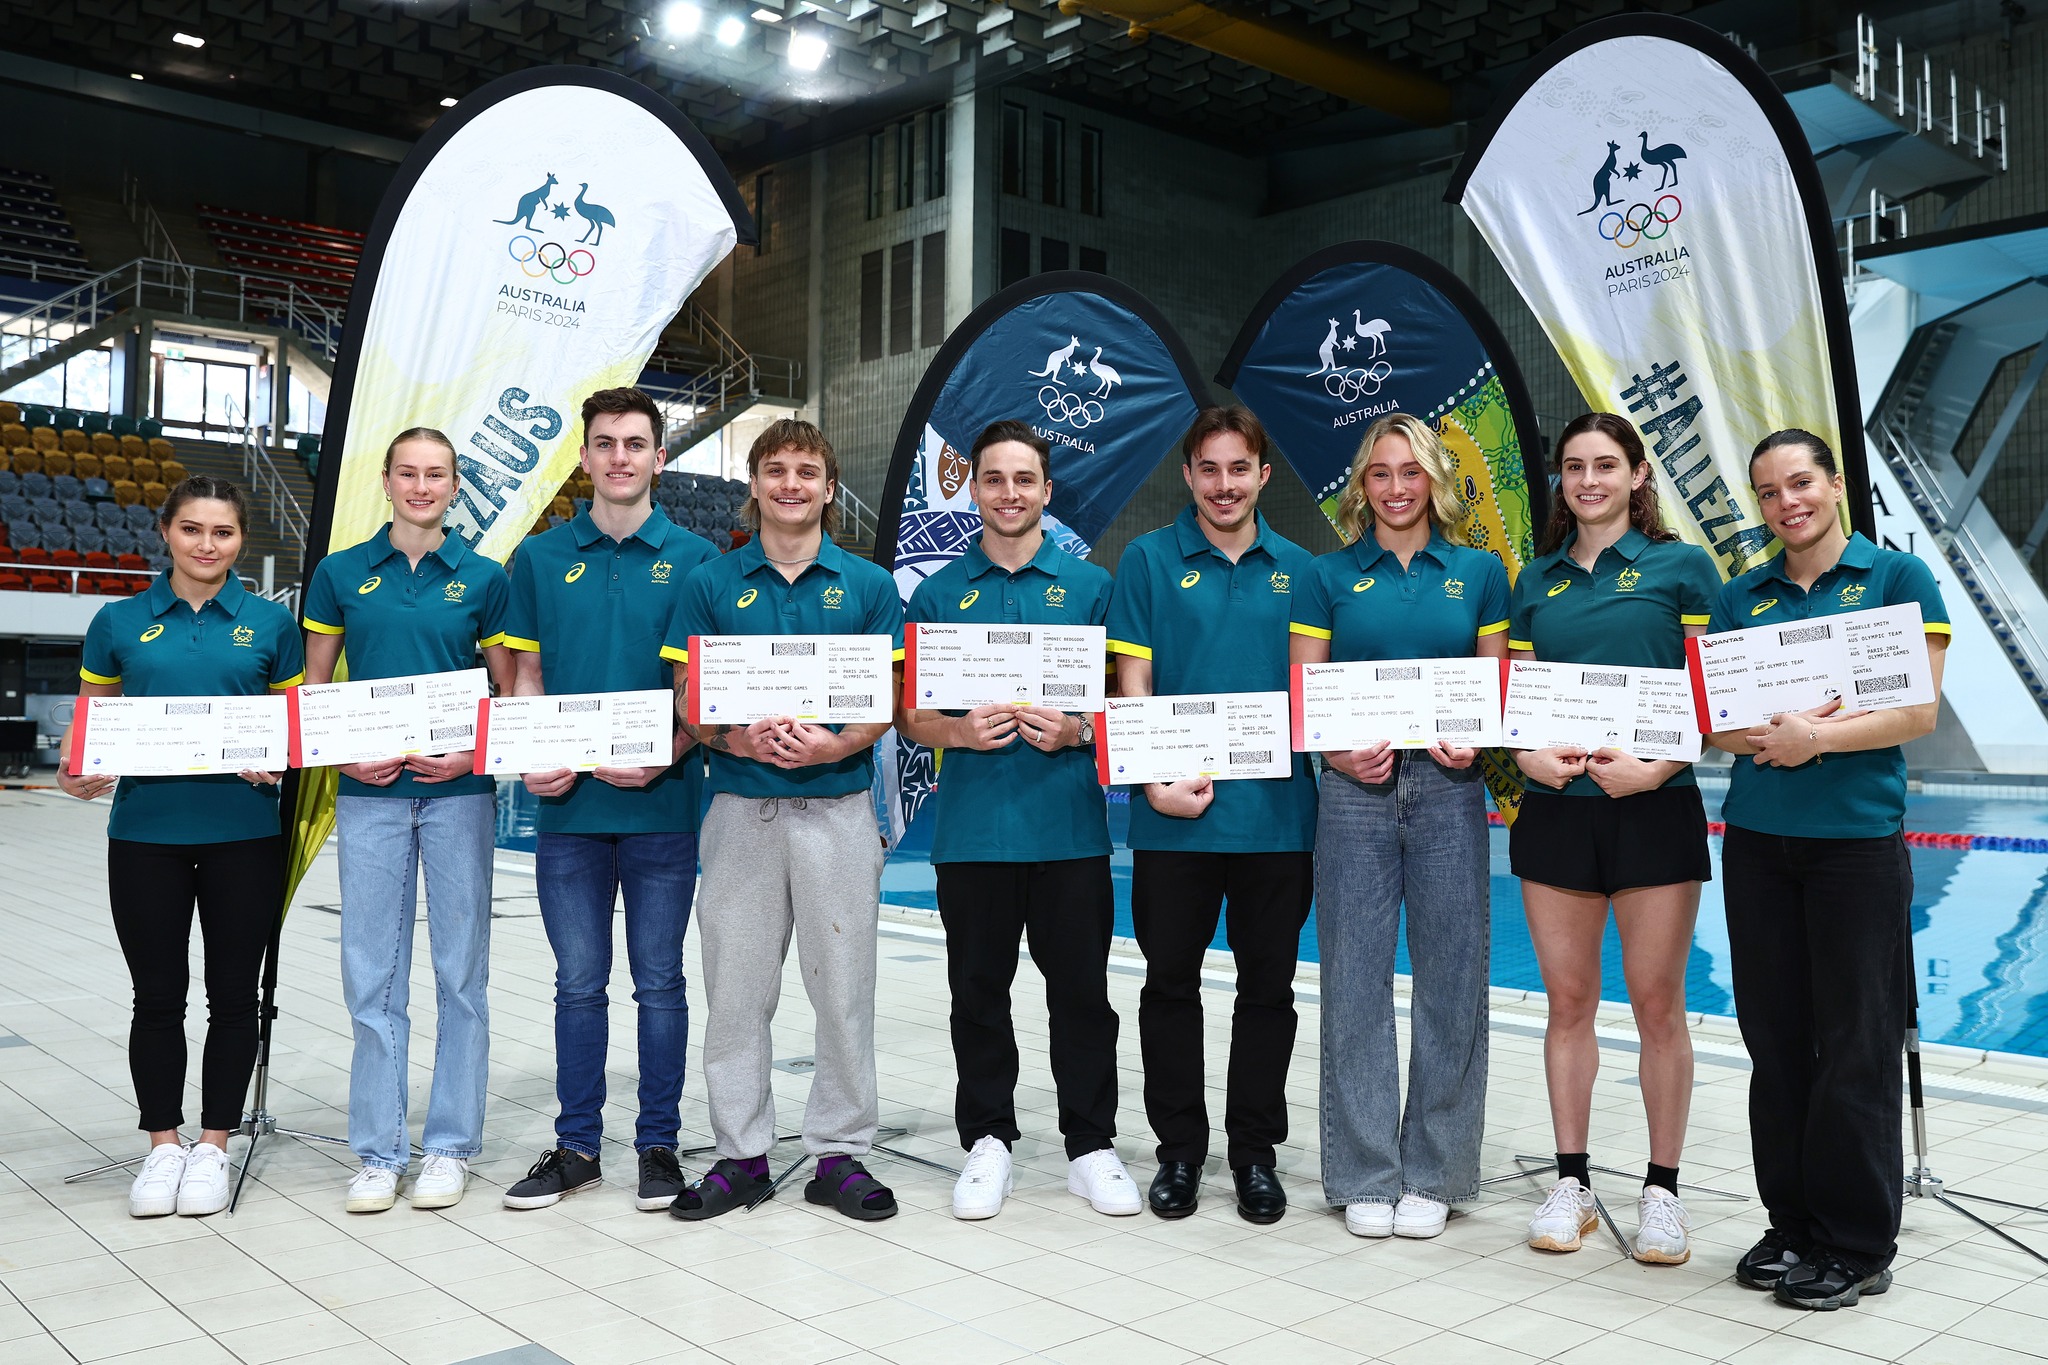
[662,419,906,1222]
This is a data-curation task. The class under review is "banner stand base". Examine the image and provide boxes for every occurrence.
[226,1052,349,1215]
[1905,1026,2048,1266]
[1479,1153,1748,1258]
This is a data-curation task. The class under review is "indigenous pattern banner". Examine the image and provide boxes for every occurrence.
[875,273,1211,841]
[1218,241,1548,822]
[285,66,754,902]
[1447,14,1869,581]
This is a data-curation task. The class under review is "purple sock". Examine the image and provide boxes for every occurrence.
[817,1153,853,1182]
[736,1155,769,1180]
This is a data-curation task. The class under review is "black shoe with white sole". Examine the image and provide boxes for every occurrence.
[637,1148,685,1211]
[502,1148,601,1209]
[1774,1251,1891,1310]
[1735,1227,1809,1291]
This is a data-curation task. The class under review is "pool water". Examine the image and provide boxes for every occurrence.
[496,782,2048,1059]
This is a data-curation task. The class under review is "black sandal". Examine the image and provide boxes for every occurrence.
[804,1156,897,1221]
[668,1158,768,1221]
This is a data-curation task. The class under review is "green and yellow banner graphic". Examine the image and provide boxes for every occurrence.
[285,66,754,904]
[1447,15,1870,581]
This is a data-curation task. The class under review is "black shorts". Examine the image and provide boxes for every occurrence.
[1508,784,1711,895]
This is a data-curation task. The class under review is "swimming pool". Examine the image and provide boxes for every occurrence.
[496,780,2048,1059]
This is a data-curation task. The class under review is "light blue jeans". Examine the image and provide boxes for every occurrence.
[1316,756,1490,1206]
[337,793,495,1172]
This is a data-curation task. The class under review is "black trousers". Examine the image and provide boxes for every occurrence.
[1131,849,1313,1168]
[106,836,284,1132]
[1722,824,1910,1271]
[936,857,1119,1160]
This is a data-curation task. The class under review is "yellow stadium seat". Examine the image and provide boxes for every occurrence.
[100,454,131,482]
[42,451,73,478]
[111,479,141,506]
[0,401,18,424]
[30,426,57,451]
[72,453,102,480]
[158,460,187,484]
[12,447,42,476]
[59,428,88,454]
[90,432,117,456]
[130,457,160,484]
[0,422,24,448]
[141,481,170,508]
[146,437,174,461]
[118,434,146,459]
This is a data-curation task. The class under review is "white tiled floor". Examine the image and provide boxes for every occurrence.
[8,786,2048,1364]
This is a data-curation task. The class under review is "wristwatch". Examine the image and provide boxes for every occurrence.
[1076,717,1095,747]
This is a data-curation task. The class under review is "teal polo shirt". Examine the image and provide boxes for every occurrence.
[1508,527,1721,798]
[1711,533,1950,840]
[80,571,306,845]
[1290,530,1511,661]
[663,534,905,800]
[906,533,1113,865]
[1104,505,1317,853]
[303,526,511,801]
[503,507,715,835]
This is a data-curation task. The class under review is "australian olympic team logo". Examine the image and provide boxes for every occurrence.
[1028,335,1124,430]
[231,626,255,647]
[1045,584,1067,607]
[1306,311,1395,405]
[495,171,615,285]
[1577,131,1688,250]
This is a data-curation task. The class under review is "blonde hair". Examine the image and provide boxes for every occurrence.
[1333,413,1469,547]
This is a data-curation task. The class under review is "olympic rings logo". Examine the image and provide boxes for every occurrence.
[1597,196,1682,250]
[1324,362,1393,403]
[507,235,597,284]
[1038,385,1105,429]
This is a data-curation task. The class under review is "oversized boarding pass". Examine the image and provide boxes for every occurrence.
[289,668,489,768]
[1686,603,1935,732]
[902,623,1106,711]
[1094,692,1292,785]
[473,690,673,775]
[1290,657,1503,751]
[1500,660,1702,762]
[685,634,895,726]
[70,694,290,777]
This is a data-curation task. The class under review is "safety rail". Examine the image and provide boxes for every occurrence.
[234,414,310,560]
[1840,189,1910,299]
[1852,12,2007,171]
[834,482,881,550]
[645,301,804,452]
[0,257,345,373]
[120,173,184,268]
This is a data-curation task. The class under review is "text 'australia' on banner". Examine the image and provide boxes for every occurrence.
[1447,15,1867,580]
[874,273,1211,844]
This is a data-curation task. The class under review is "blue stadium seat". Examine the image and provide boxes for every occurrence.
[8,521,41,551]
[95,502,125,528]
[64,500,96,527]
[20,471,50,498]
[0,494,26,523]
[125,504,154,531]
[147,552,170,571]
[52,473,81,500]
[104,526,136,555]
[74,525,106,554]
[31,498,63,524]
[0,471,15,496]
[40,523,73,551]
[83,476,112,501]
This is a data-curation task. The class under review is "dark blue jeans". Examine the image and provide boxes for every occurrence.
[535,830,697,1157]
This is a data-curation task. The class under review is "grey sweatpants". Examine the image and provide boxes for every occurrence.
[698,790,885,1159]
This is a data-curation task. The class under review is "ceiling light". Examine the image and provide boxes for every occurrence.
[716,15,746,44]
[130,72,145,80]
[440,96,458,107]
[664,3,703,37]
[172,32,204,48]
[752,8,782,21]
[787,31,827,69]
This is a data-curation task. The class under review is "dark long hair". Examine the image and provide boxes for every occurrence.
[1536,412,1678,555]
[1748,427,1839,478]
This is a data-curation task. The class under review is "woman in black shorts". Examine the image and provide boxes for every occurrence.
[1506,412,1720,1264]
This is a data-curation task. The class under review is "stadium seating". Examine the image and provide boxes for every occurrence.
[199,204,364,306]
[0,166,93,282]
[111,479,141,507]
[159,459,187,485]
[72,452,100,480]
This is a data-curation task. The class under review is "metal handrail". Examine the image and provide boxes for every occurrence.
[232,412,309,557]
[1852,12,2008,171]
[834,481,880,547]
[121,173,184,268]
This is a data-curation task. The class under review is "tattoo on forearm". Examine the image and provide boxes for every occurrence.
[703,725,734,753]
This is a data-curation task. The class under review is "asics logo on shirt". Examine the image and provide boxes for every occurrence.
[1752,598,1778,616]
[1547,581,1571,597]
[959,589,979,610]
[1352,577,1375,593]
[357,576,382,595]
[1180,571,1201,589]
[564,562,587,584]
[737,588,759,608]
[139,624,164,642]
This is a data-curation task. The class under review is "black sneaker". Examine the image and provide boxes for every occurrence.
[1774,1250,1892,1310]
[502,1148,601,1210]
[1735,1227,1809,1291]
[637,1147,685,1211]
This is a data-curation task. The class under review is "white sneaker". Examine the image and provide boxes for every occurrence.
[410,1155,468,1210]
[952,1136,1012,1220]
[1393,1193,1449,1238]
[345,1165,401,1213]
[1067,1148,1142,1216]
[1635,1185,1692,1264]
[128,1144,187,1218]
[1344,1202,1394,1237]
[176,1141,232,1217]
[1527,1177,1598,1252]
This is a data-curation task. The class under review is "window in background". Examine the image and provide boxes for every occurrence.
[896,120,916,211]
[1040,238,1069,273]
[157,358,205,427]
[1041,114,1066,207]
[754,172,773,254]
[860,250,884,360]
[889,241,914,355]
[926,106,948,199]
[999,228,1031,289]
[1079,246,1108,274]
[921,230,946,348]
[1001,103,1026,197]
[1079,127,1104,216]
[867,132,885,219]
